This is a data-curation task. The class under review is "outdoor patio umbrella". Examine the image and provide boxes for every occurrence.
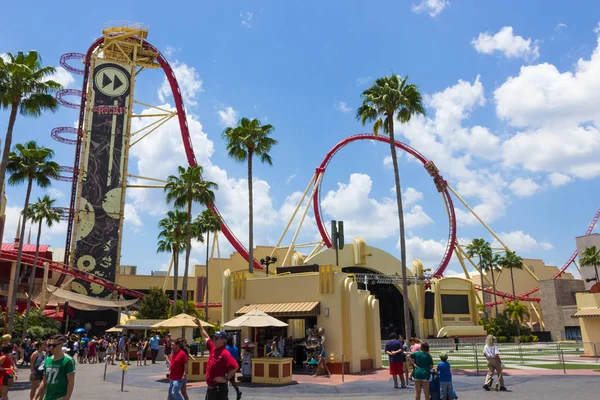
[223,309,288,328]
[150,313,214,329]
[105,326,122,333]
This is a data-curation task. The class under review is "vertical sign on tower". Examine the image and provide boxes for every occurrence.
[73,59,133,298]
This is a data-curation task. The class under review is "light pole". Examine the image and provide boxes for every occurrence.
[260,256,278,276]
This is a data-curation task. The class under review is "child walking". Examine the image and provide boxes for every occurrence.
[437,353,456,400]
[136,340,144,366]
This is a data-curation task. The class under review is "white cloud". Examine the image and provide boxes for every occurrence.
[552,23,568,40]
[158,62,203,106]
[494,33,600,128]
[411,0,449,17]
[403,187,424,206]
[404,236,448,269]
[241,12,253,28]
[501,125,600,178]
[508,177,541,197]
[124,203,142,229]
[547,172,572,187]
[320,173,432,241]
[472,26,540,61]
[46,188,64,200]
[383,155,393,169]
[336,101,352,113]
[217,106,238,127]
[286,173,296,185]
[46,66,75,88]
[396,77,508,226]
[0,53,7,62]
[494,230,553,253]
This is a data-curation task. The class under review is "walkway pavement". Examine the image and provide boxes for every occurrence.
[6,361,600,399]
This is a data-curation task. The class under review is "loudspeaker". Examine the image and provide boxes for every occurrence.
[424,291,435,319]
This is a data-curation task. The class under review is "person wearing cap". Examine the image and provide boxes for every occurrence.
[193,318,239,400]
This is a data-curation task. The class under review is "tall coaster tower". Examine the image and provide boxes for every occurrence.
[69,25,160,298]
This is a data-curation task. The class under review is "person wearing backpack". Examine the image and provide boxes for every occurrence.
[410,342,434,400]
[30,341,47,400]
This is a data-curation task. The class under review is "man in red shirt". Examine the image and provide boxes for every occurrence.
[193,318,239,400]
[168,338,188,400]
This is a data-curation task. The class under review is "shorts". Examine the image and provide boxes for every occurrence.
[137,352,143,357]
[414,378,429,383]
[389,362,404,375]
[2,375,12,386]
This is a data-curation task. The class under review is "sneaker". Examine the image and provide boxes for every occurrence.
[394,384,399,389]
[236,392,242,400]
[401,384,407,389]
[483,385,490,391]
[499,387,507,391]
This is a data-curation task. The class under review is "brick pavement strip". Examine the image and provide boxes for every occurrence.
[6,362,600,399]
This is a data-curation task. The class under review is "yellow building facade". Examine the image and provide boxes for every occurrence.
[573,292,600,356]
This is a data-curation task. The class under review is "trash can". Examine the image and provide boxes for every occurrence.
[189,343,198,356]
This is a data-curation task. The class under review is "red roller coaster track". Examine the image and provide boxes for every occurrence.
[311,134,456,278]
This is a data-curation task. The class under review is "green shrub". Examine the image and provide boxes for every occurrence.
[497,336,508,343]
[531,335,539,342]
[518,335,529,343]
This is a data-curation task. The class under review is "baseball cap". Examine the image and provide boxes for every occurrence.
[211,331,228,339]
[244,338,250,344]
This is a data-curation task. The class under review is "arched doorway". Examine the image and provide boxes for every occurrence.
[343,267,415,339]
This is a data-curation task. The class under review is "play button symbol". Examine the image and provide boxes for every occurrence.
[94,65,130,97]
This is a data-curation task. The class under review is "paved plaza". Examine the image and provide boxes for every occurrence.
[6,361,600,399]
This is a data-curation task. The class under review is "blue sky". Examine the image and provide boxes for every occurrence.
[1,0,599,278]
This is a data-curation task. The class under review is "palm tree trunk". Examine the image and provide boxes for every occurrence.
[7,177,33,333]
[22,218,43,339]
[594,264,599,284]
[173,249,179,314]
[0,103,19,240]
[387,121,411,339]
[479,255,486,318]
[182,199,192,313]
[510,267,516,300]
[247,150,254,274]
[490,267,499,316]
[205,231,210,321]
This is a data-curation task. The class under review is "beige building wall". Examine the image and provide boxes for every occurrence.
[576,234,600,290]
[223,267,381,373]
[538,279,585,341]
[574,292,600,356]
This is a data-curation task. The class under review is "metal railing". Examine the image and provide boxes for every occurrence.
[381,341,600,375]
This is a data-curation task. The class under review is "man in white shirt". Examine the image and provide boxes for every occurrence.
[483,335,505,391]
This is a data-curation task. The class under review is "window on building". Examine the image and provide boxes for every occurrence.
[565,326,582,341]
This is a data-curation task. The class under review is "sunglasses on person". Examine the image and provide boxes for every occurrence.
[47,342,62,348]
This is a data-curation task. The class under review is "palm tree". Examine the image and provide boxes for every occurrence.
[164,165,218,312]
[503,299,530,328]
[357,75,425,339]
[0,51,61,211]
[466,238,492,316]
[222,118,277,274]
[6,141,60,333]
[498,251,524,301]
[194,209,221,320]
[22,195,62,338]
[157,210,188,314]
[580,245,600,285]
[483,252,502,316]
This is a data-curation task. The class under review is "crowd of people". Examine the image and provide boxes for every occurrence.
[385,333,507,399]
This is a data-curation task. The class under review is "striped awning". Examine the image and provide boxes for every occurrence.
[235,301,320,318]
[572,307,600,318]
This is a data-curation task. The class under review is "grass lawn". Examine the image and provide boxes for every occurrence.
[533,363,600,370]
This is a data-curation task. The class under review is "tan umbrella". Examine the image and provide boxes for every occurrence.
[223,309,288,328]
[105,326,122,333]
[150,313,214,329]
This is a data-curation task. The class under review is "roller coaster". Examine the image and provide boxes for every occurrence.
[2,24,596,315]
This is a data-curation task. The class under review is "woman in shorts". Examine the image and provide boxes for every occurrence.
[29,341,46,400]
[410,342,433,400]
